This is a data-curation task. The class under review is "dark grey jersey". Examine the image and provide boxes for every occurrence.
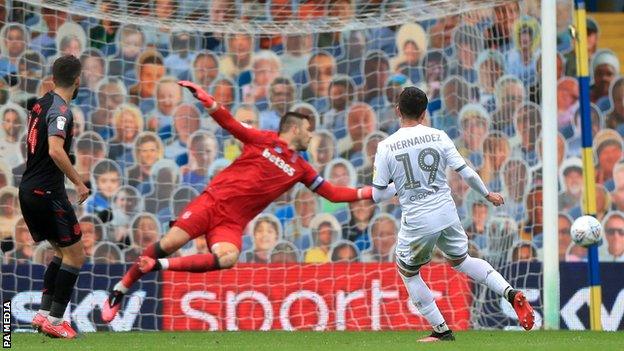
[20,91,74,194]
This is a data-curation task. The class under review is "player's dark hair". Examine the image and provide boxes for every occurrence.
[52,55,82,88]
[278,111,315,134]
[397,86,428,120]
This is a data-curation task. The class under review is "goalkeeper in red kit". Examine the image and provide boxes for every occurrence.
[102,81,396,322]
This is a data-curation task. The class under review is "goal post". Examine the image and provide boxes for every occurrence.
[540,0,560,330]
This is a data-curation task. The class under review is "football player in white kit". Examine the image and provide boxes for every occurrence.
[371,87,535,342]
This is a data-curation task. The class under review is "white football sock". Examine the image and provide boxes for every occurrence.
[158,259,169,270]
[113,281,129,294]
[400,272,449,333]
[37,309,49,316]
[453,256,511,297]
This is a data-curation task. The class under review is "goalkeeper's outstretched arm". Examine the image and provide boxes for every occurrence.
[314,181,373,203]
[179,80,265,144]
[312,180,396,203]
[209,106,266,144]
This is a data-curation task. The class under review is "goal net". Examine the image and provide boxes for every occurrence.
[1,0,545,332]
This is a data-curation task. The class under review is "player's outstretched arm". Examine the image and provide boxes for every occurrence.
[369,142,396,203]
[456,165,504,207]
[443,132,504,207]
[178,80,264,144]
[315,181,373,203]
[372,183,397,203]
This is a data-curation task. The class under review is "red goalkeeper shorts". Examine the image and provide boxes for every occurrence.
[172,191,244,250]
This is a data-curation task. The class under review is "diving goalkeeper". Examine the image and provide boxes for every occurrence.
[102,81,396,322]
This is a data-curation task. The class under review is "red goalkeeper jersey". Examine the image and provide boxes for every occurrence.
[203,107,323,225]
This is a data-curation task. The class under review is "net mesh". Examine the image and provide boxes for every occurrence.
[0,0,553,332]
[23,0,512,34]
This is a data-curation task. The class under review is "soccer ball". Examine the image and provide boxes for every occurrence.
[570,215,602,247]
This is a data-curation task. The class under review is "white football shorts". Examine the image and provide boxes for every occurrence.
[395,221,468,274]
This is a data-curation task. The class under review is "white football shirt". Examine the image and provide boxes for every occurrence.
[373,124,467,236]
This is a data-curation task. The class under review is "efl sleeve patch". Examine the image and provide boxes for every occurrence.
[56,116,67,130]
[47,113,68,138]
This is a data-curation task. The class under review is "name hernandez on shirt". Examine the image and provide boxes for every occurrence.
[386,133,442,152]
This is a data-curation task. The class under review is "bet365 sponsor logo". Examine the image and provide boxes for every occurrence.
[262,148,295,176]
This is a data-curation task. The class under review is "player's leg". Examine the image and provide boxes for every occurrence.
[395,233,455,342]
[19,191,75,334]
[32,244,63,332]
[40,239,85,339]
[140,241,240,272]
[139,223,243,273]
[102,226,193,323]
[439,222,535,330]
[117,226,191,290]
[106,193,212,306]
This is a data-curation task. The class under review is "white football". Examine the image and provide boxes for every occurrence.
[570,215,602,247]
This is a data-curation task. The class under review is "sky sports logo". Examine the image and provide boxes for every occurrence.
[2,300,10,348]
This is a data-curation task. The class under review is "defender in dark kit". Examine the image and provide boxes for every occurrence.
[19,55,90,339]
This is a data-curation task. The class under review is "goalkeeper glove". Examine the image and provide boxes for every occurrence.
[178,80,218,111]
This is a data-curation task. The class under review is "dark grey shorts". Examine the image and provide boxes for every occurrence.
[19,189,82,248]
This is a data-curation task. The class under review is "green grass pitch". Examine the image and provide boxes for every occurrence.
[9,330,624,351]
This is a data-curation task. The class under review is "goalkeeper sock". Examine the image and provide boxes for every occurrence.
[113,281,129,294]
[158,253,220,273]
[49,264,80,321]
[453,256,511,297]
[121,242,168,289]
[40,256,62,314]
[400,272,449,333]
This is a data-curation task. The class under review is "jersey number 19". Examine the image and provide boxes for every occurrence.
[395,148,440,190]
